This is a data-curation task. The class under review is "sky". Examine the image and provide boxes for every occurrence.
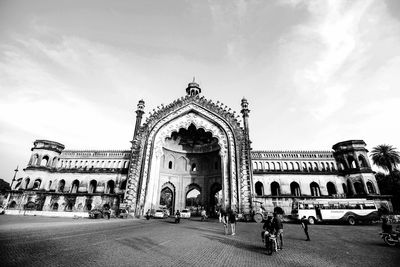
[1,0,400,183]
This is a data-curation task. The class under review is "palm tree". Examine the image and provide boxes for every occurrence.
[371,144,400,176]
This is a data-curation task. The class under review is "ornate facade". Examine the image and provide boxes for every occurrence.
[5,81,387,218]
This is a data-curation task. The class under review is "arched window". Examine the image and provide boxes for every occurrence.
[366,181,375,194]
[347,180,353,196]
[31,154,39,166]
[348,156,357,169]
[123,161,129,168]
[14,178,22,190]
[321,162,325,171]
[52,157,58,167]
[52,203,59,211]
[310,182,321,196]
[168,161,173,169]
[58,180,65,192]
[314,162,319,171]
[191,163,197,172]
[254,162,258,170]
[327,182,336,196]
[255,181,264,196]
[40,155,49,167]
[342,183,348,195]
[270,162,275,170]
[9,201,17,209]
[276,162,281,170]
[265,162,270,170]
[89,180,97,194]
[271,182,280,196]
[295,162,300,171]
[290,162,294,170]
[326,163,330,171]
[32,179,41,190]
[302,162,307,171]
[330,162,335,170]
[290,182,301,196]
[71,180,79,193]
[106,180,115,194]
[308,162,313,172]
[354,181,365,195]
[47,180,52,191]
[283,162,288,170]
[358,155,368,168]
[24,178,30,189]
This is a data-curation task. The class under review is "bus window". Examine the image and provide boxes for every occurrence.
[339,203,346,209]
[364,203,376,209]
[299,204,304,209]
[308,204,314,209]
[355,204,361,209]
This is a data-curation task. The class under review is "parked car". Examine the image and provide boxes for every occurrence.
[88,209,103,219]
[153,209,166,218]
[180,209,191,219]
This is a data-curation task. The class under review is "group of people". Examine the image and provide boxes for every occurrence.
[261,213,284,250]
[219,208,237,235]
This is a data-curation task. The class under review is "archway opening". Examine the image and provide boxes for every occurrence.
[160,186,174,215]
[158,123,223,213]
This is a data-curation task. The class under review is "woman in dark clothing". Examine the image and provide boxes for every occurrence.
[228,209,236,235]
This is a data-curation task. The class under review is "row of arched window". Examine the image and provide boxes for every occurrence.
[59,160,129,169]
[253,161,336,172]
[338,154,369,170]
[255,180,376,197]
[29,154,130,169]
[13,177,126,194]
[163,155,219,172]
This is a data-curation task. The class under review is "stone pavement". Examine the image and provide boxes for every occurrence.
[0,215,399,267]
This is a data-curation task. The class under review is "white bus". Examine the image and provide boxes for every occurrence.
[291,199,379,225]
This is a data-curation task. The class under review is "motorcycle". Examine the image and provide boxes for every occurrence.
[380,231,399,246]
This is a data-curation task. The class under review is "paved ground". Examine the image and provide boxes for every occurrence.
[0,215,399,267]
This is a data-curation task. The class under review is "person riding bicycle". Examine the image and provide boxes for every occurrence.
[382,217,400,239]
[261,215,274,244]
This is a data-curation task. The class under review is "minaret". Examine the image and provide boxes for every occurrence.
[133,100,145,140]
[241,97,254,214]
[10,166,18,190]
[185,78,201,96]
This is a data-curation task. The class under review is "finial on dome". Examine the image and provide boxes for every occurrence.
[186,78,201,96]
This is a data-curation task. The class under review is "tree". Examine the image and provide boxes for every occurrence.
[371,144,400,176]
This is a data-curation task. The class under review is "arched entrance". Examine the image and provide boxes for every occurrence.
[160,183,175,214]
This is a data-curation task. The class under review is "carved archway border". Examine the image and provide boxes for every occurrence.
[137,103,239,211]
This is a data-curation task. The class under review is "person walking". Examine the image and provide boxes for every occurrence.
[221,209,229,235]
[272,212,283,250]
[228,208,237,236]
[301,216,310,241]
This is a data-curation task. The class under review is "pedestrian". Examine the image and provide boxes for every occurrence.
[272,212,283,250]
[201,209,207,221]
[146,209,151,220]
[221,209,229,235]
[228,208,237,236]
[301,216,310,241]
[218,209,222,223]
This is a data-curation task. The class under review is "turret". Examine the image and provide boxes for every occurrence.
[332,140,378,196]
[27,140,65,169]
[133,99,145,141]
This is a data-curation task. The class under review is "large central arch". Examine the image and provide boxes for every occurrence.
[143,110,236,213]
[135,103,241,214]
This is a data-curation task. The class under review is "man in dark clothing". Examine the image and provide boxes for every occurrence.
[301,216,310,241]
[261,215,274,243]
[272,213,283,250]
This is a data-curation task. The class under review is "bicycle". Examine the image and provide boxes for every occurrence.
[265,234,277,255]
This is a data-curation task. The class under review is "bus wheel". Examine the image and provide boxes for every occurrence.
[308,216,315,225]
[254,213,263,223]
[348,216,356,225]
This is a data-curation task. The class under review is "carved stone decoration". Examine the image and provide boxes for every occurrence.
[124,96,252,216]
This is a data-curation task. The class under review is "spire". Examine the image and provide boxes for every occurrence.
[186,78,201,96]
